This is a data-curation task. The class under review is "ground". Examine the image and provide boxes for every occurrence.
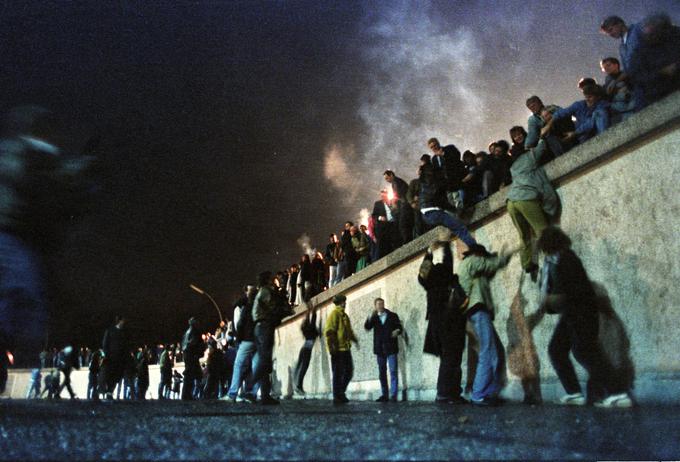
[0,399,678,460]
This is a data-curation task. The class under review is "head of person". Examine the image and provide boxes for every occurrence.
[332,294,346,308]
[578,77,597,90]
[344,221,353,231]
[383,170,395,183]
[115,315,126,328]
[329,233,337,243]
[427,137,443,155]
[600,15,627,39]
[540,105,560,123]
[642,13,673,44]
[462,150,476,166]
[509,126,527,147]
[301,254,310,263]
[374,297,385,314]
[349,225,358,236]
[419,153,431,166]
[537,226,572,254]
[359,224,367,234]
[600,57,620,76]
[257,271,273,288]
[475,152,487,166]
[380,188,389,201]
[487,142,497,154]
[526,96,544,115]
[583,84,604,107]
[494,140,510,157]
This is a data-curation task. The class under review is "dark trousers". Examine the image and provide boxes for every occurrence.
[181,354,201,400]
[103,359,124,395]
[87,372,98,400]
[549,311,623,400]
[249,322,275,398]
[376,222,401,259]
[331,350,353,399]
[436,315,467,399]
[294,344,313,390]
[159,370,171,399]
[203,373,219,399]
[58,368,76,398]
[398,203,414,245]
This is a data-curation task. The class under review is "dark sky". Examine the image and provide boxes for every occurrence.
[1,1,677,347]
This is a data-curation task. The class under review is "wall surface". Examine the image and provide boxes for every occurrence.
[271,91,680,404]
[6,92,680,402]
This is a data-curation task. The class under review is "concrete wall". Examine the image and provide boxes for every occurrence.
[271,91,680,404]
[6,92,680,403]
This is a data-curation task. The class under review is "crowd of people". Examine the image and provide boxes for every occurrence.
[2,13,678,406]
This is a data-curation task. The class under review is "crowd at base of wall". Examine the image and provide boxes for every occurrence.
[5,367,680,404]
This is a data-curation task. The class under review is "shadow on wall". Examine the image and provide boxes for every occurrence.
[592,282,636,395]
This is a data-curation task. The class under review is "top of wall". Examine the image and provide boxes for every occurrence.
[282,90,680,324]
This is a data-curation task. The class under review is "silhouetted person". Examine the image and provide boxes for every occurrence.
[538,226,633,407]
[158,347,174,399]
[417,230,467,404]
[57,345,79,399]
[294,308,319,395]
[181,317,205,401]
[102,315,129,400]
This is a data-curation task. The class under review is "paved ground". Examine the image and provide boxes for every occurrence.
[0,399,678,460]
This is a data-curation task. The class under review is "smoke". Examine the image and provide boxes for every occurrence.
[357,208,370,227]
[296,233,316,258]
[323,1,489,215]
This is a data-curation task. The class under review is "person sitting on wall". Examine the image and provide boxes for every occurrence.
[549,84,611,145]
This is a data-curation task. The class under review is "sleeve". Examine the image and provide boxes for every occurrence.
[525,115,542,149]
[324,311,339,350]
[552,102,580,123]
[442,243,453,274]
[467,254,511,277]
[417,253,434,289]
[364,314,375,331]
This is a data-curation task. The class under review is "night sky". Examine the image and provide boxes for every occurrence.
[1,1,677,348]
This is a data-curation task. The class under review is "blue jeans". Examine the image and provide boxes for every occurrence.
[377,353,398,399]
[0,232,47,368]
[422,210,476,248]
[469,309,502,401]
[228,340,256,398]
[248,323,275,398]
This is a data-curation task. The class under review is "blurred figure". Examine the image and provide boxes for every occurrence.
[324,234,340,288]
[293,308,319,395]
[135,346,150,400]
[56,345,80,399]
[26,368,42,399]
[0,106,95,386]
[158,346,174,399]
[87,349,102,400]
[102,315,129,400]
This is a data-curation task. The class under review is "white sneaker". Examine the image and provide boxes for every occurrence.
[559,392,586,405]
[594,393,633,408]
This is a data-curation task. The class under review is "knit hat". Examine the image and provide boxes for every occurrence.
[333,294,347,305]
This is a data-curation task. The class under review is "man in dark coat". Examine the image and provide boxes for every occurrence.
[417,234,468,404]
[181,317,205,400]
[102,315,129,400]
[372,190,401,259]
[384,170,414,245]
[57,345,80,399]
[427,137,466,212]
[364,298,403,402]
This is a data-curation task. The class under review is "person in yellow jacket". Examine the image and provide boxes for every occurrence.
[324,294,359,404]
